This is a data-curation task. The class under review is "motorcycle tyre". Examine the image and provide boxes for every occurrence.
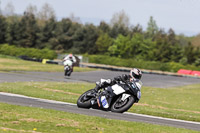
[68,70,72,76]
[110,95,135,113]
[77,89,95,109]
[64,70,68,76]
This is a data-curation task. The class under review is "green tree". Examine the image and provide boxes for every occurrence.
[60,19,80,50]
[96,33,113,53]
[5,18,18,44]
[73,24,99,54]
[130,24,143,36]
[183,42,197,64]
[109,10,130,38]
[131,33,156,60]
[146,16,159,38]
[167,29,182,62]
[108,34,132,58]
[39,17,56,48]
[0,15,7,43]
[18,12,39,48]
[109,23,129,38]
[152,30,170,62]
[98,21,110,33]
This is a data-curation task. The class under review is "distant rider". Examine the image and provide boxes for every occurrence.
[94,68,142,92]
[63,54,77,72]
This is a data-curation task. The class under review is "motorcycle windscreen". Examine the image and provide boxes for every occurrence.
[111,84,125,95]
[135,80,143,90]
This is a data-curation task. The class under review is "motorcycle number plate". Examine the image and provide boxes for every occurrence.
[101,96,109,108]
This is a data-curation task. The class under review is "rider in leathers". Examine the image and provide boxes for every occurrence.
[63,54,76,72]
[94,68,142,92]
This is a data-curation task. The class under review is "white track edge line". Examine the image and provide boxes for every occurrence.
[124,112,200,125]
[0,92,76,106]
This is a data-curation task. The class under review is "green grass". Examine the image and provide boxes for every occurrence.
[0,82,200,122]
[0,103,198,133]
[0,56,97,72]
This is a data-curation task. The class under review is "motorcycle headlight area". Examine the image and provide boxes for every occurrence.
[137,91,141,99]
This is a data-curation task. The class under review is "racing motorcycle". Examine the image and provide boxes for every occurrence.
[63,60,73,76]
[77,79,142,113]
[64,65,72,76]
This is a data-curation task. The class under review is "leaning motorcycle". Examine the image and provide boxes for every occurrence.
[77,79,142,113]
[63,60,73,76]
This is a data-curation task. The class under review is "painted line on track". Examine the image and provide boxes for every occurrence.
[1,92,200,126]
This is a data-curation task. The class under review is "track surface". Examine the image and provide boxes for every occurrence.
[1,70,200,88]
[0,71,200,131]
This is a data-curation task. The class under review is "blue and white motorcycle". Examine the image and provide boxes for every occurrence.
[77,79,142,113]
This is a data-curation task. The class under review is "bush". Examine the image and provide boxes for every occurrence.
[85,55,200,72]
[0,44,57,59]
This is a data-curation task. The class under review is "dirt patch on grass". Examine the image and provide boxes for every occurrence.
[43,88,80,96]
[56,124,66,127]
[20,118,42,122]
[57,118,79,127]
[11,121,20,124]
[91,127,104,131]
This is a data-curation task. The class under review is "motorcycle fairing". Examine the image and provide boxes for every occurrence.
[111,84,125,95]
[64,65,70,70]
[121,93,131,101]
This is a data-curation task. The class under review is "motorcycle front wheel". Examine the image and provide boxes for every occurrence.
[110,95,135,113]
[77,89,95,108]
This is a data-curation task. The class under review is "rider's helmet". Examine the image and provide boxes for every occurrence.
[69,54,73,60]
[130,68,142,80]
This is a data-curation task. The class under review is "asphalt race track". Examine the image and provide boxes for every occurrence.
[0,70,200,131]
[1,70,200,88]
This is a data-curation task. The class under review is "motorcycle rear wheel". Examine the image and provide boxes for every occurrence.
[110,95,135,113]
[77,89,95,108]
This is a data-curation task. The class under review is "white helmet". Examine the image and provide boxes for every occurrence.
[130,68,142,80]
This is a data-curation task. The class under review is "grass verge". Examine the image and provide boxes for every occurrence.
[0,102,198,133]
[0,56,97,72]
[0,82,200,122]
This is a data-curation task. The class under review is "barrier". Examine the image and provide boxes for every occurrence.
[191,71,200,76]
[177,69,193,75]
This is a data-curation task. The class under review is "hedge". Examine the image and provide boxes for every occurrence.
[85,55,200,72]
[0,44,57,60]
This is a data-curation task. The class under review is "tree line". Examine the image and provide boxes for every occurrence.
[0,5,200,66]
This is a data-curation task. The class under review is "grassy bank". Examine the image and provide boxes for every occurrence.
[0,55,97,72]
[0,103,198,133]
[0,82,200,122]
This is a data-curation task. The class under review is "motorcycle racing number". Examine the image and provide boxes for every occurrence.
[101,96,109,108]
